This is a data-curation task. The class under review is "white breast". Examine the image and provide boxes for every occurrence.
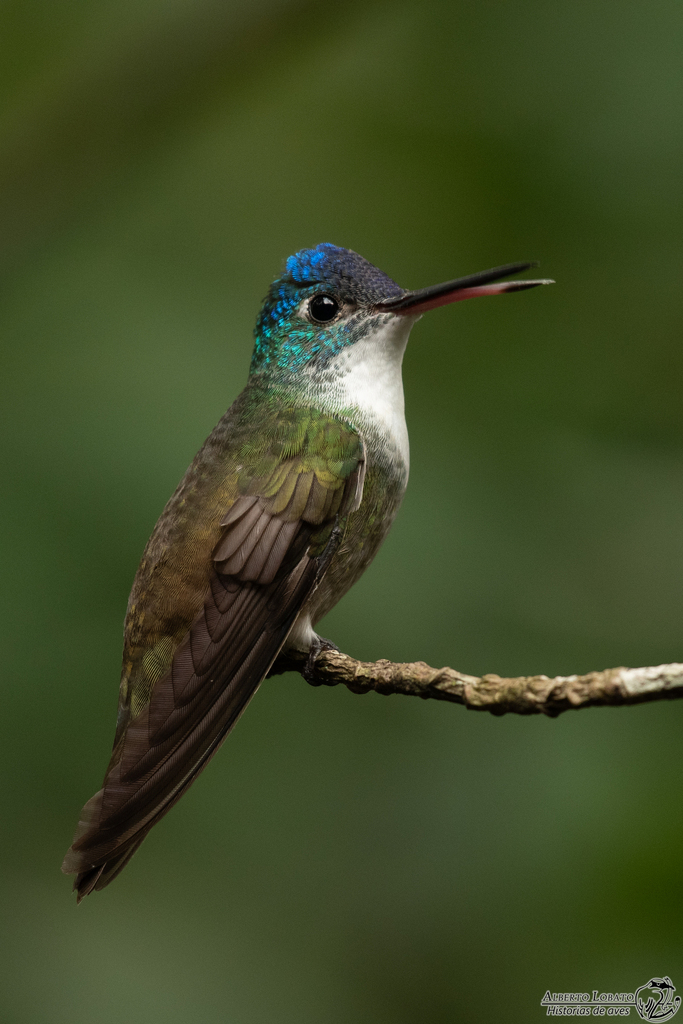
[306,313,417,469]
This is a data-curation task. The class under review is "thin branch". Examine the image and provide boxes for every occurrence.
[272,650,683,717]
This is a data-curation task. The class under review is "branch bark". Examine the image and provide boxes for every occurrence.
[272,650,683,717]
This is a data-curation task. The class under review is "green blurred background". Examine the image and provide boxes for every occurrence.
[1,1,682,1021]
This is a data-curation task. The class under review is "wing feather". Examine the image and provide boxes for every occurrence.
[219,495,258,528]
[285,471,315,520]
[266,465,300,511]
[214,500,264,559]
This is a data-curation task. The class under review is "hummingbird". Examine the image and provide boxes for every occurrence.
[62,243,552,899]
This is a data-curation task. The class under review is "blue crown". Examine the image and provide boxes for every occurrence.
[284,243,403,304]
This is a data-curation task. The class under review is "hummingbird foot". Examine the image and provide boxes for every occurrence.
[302,635,340,686]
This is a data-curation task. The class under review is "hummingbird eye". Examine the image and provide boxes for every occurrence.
[308,294,340,324]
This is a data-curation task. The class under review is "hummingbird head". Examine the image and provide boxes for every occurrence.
[250,243,403,377]
[249,242,552,378]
